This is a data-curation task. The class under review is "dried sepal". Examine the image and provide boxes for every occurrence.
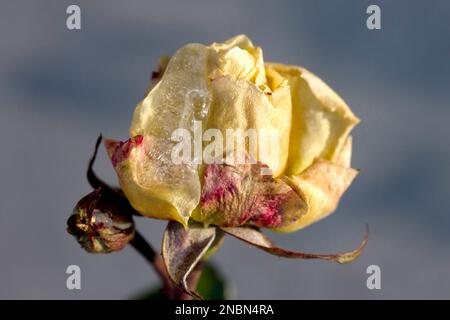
[221,225,368,264]
[203,229,225,260]
[162,221,217,299]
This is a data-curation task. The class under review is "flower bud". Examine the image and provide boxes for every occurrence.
[67,189,135,253]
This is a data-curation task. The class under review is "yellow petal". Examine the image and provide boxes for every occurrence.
[205,76,292,176]
[127,36,277,223]
[209,35,266,86]
[266,63,360,176]
[104,135,200,226]
[128,44,211,223]
[333,135,353,168]
[274,159,358,233]
[131,43,211,138]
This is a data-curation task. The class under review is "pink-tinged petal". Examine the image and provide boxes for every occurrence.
[194,159,307,229]
[104,135,144,167]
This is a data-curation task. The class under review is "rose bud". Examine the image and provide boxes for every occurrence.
[67,189,135,253]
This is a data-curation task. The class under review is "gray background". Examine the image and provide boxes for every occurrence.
[1,0,449,299]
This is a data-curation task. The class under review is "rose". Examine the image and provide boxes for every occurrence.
[70,35,366,298]
[104,35,359,233]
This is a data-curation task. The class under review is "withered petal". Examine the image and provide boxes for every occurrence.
[194,159,307,229]
[276,159,358,233]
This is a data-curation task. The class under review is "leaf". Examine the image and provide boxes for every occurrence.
[221,225,368,264]
[162,221,216,298]
[196,263,229,300]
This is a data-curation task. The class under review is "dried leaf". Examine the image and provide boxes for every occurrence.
[162,221,216,298]
[221,225,368,264]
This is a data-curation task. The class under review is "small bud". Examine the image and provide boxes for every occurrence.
[67,189,135,253]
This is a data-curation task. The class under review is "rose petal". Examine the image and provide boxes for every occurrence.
[104,135,201,226]
[333,136,353,168]
[206,75,292,176]
[266,63,360,175]
[130,43,210,139]
[276,159,358,233]
[209,34,266,86]
[194,159,307,229]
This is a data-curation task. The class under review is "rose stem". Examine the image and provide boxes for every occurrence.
[129,231,168,286]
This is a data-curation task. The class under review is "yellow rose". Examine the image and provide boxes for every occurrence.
[105,35,360,233]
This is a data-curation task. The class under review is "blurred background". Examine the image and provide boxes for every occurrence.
[1,0,449,299]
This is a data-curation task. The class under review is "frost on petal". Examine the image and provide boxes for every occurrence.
[193,159,306,229]
[104,135,200,226]
[130,43,210,139]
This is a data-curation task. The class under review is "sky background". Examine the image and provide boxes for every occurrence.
[1,0,449,299]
